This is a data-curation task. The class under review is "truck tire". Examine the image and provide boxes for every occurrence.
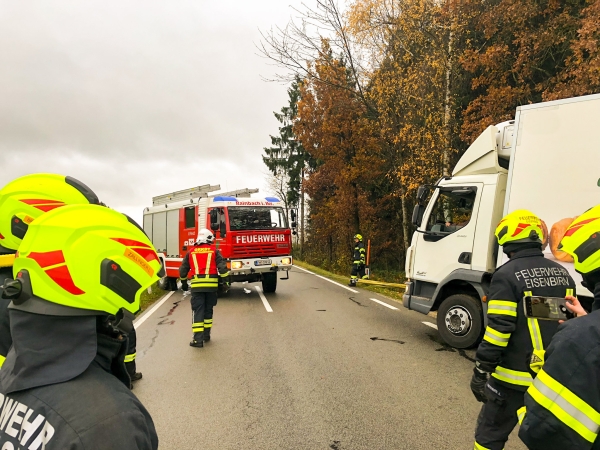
[262,272,277,293]
[436,294,483,349]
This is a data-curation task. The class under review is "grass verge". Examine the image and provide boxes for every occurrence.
[139,282,167,314]
[293,260,406,304]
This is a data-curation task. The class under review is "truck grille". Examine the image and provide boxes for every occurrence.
[231,244,289,258]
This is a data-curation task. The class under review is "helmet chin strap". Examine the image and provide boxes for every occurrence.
[103,309,135,336]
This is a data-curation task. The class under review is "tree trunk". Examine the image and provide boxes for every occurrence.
[443,15,455,177]
[300,167,305,259]
[401,193,410,256]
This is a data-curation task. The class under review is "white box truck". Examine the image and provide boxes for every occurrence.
[403,93,600,348]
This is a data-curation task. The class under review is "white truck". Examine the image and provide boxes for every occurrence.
[403,93,600,348]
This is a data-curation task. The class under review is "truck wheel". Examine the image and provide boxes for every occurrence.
[262,273,277,293]
[436,294,483,349]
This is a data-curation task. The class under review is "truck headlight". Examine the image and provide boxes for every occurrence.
[281,257,292,265]
[231,261,243,269]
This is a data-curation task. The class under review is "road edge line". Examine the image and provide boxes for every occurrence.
[294,265,359,293]
[369,298,399,310]
[422,321,438,330]
[134,291,176,328]
[255,286,273,312]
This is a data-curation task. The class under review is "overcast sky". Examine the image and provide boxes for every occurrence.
[0,1,309,223]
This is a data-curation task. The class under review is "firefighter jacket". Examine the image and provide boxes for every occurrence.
[179,243,227,292]
[353,241,366,265]
[475,248,576,392]
[519,284,600,450]
[0,311,158,450]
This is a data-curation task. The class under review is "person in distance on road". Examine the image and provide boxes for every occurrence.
[180,228,228,347]
[519,205,600,450]
[0,173,101,369]
[0,204,161,449]
[349,233,366,287]
[470,210,576,450]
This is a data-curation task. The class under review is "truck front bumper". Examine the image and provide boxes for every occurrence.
[229,256,293,276]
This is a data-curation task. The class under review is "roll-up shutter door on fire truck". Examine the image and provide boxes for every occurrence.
[153,211,167,253]
[143,214,153,244]
[166,209,179,257]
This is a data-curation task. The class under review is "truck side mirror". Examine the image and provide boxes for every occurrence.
[290,209,297,222]
[291,221,297,228]
[412,204,425,227]
[416,186,430,203]
[209,209,219,232]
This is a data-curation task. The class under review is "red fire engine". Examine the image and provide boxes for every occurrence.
[142,185,295,293]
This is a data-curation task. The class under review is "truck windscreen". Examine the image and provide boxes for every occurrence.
[228,207,288,231]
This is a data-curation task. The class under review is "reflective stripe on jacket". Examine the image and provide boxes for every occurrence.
[475,248,576,391]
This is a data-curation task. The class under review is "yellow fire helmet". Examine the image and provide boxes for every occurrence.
[354,234,363,241]
[0,173,99,253]
[10,204,164,316]
[558,205,600,274]
[495,210,543,247]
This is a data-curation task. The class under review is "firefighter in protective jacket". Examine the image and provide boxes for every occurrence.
[0,174,101,369]
[0,205,160,449]
[349,234,366,286]
[519,205,600,450]
[471,210,576,450]
[180,228,228,347]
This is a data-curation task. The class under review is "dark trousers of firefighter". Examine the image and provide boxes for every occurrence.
[191,291,218,341]
[474,378,525,450]
[350,264,365,280]
[125,328,137,377]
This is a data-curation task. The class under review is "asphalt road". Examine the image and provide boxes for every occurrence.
[134,267,527,450]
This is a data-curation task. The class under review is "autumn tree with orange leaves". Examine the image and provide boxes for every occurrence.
[262,0,600,277]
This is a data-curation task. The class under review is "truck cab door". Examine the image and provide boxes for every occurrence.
[409,183,483,310]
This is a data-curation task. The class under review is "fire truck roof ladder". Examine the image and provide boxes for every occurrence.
[213,188,259,198]
[152,184,221,205]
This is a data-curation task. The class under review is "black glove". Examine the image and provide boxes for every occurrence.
[470,367,489,403]
[181,279,189,292]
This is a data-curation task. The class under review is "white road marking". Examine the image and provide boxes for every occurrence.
[369,298,399,310]
[134,291,176,328]
[294,265,359,293]
[422,321,438,330]
[255,286,273,312]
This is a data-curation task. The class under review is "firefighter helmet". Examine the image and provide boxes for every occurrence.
[11,204,163,316]
[0,173,99,252]
[354,234,363,241]
[495,210,543,247]
[196,228,215,245]
[558,205,600,275]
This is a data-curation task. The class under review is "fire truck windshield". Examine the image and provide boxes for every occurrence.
[228,207,288,231]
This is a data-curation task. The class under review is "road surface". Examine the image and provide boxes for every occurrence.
[134,267,526,450]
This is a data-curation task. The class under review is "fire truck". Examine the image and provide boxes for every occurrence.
[142,184,295,294]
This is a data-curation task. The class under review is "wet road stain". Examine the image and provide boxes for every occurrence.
[348,297,367,307]
[317,310,327,311]
[427,334,476,362]
[157,300,181,326]
[330,440,342,450]
[370,337,405,344]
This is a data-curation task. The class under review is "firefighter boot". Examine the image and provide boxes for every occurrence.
[190,338,204,348]
[349,277,357,287]
[203,328,211,342]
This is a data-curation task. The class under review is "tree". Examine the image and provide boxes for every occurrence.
[263,77,315,254]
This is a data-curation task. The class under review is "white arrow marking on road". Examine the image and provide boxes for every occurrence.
[255,286,273,312]
[422,321,438,330]
[134,291,176,328]
[294,265,359,293]
[369,298,399,310]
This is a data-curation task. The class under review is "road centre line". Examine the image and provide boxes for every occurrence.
[422,321,438,330]
[134,291,175,328]
[294,265,359,293]
[255,286,273,312]
[369,298,398,310]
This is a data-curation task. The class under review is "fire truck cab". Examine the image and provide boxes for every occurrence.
[143,185,294,294]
